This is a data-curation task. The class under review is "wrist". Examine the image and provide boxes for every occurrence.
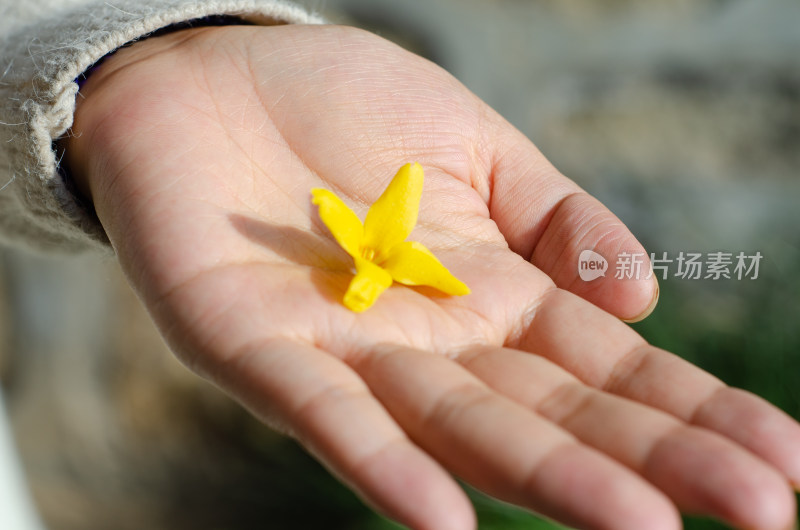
[61,19,251,202]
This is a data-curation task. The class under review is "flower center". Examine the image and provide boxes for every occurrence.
[360,246,376,261]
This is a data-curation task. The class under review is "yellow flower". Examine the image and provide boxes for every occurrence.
[311,163,470,312]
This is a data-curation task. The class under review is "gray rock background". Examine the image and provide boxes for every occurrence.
[1,1,798,528]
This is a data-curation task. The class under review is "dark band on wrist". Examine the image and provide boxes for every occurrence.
[62,15,254,234]
[76,15,253,88]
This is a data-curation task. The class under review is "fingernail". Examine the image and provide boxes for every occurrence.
[622,280,659,324]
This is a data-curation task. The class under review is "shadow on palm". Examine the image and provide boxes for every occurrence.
[227,210,549,357]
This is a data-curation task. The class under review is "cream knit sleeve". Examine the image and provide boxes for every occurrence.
[0,0,323,253]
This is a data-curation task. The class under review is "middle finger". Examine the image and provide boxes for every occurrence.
[351,344,680,530]
[455,345,792,530]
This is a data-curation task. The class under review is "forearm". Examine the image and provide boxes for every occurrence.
[0,0,322,253]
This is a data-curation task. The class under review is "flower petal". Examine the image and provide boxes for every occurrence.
[382,241,471,296]
[343,257,394,313]
[362,162,424,259]
[311,188,364,259]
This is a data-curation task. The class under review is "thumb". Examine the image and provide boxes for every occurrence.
[487,131,658,322]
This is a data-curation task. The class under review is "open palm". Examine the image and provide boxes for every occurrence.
[66,24,800,530]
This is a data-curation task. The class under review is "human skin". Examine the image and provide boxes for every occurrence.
[63,24,800,530]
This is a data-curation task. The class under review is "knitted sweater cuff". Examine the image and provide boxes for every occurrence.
[0,0,324,253]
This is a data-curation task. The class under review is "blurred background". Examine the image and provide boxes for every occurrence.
[1,0,798,528]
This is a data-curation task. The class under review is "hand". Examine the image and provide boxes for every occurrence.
[64,25,800,530]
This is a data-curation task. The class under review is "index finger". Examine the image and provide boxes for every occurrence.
[513,287,800,487]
